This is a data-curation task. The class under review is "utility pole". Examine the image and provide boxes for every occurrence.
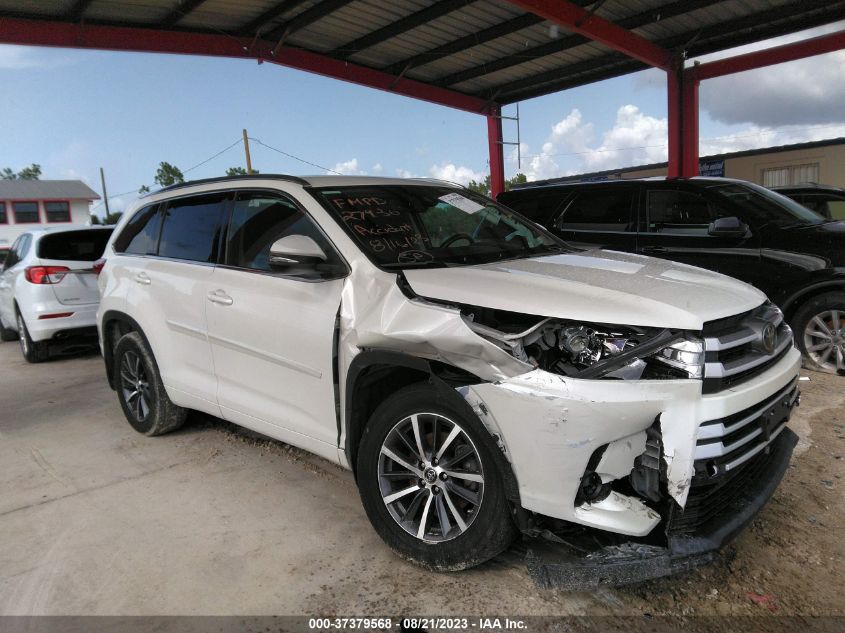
[100,167,110,217]
[242,129,254,175]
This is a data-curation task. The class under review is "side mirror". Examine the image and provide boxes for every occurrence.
[708,216,748,238]
[268,235,327,267]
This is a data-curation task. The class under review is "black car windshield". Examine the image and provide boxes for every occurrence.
[705,182,826,228]
[312,185,565,269]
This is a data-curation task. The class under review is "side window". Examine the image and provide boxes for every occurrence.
[2,236,22,270]
[226,192,343,274]
[827,199,845,221]
[158,194,228,263]
[557,189,635,231]
[646,189,720,234]
[17,234,32,260]
[114,204,162,255]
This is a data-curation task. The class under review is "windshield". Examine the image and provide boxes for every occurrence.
[311,185,565,269]
[704,181,826,228]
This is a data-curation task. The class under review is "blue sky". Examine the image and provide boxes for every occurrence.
[1,19,843,217]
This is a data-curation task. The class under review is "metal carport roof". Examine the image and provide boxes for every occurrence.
[1,1,844,192]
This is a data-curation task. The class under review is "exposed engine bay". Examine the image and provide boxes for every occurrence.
[460,305,699,380]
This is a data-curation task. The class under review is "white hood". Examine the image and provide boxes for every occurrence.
[403,249,766,330]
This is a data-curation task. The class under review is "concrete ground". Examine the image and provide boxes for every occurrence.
[0,339,842,618]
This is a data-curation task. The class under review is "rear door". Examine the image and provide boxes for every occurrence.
[35,228,113,306]
[551,185,639,252]
[0,235,29,325]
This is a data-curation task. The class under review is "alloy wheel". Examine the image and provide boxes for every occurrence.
[17,314,28,357]
[120,350,152,422]
[378,413,484,543]
[804,309,845,371]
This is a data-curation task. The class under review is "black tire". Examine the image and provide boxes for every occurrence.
[356,382,516,571]
[791,291,845,375]
[113,332,187,436]
[0,313,18,342]
[16,309,49,363]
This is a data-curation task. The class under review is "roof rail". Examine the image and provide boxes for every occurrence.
[153,174,310,195]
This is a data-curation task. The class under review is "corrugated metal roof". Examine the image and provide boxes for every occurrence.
[0,180,101,200]
[1,0,842,105]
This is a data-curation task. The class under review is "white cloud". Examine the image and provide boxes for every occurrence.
[428,162,485,185]
[329,158,366,175]
[371,163,384,174]
[395,168,414,178]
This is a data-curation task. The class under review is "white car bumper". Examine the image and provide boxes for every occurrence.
[20,301,99,342]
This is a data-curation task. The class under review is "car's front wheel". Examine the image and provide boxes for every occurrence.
[793,291,845,374]
[113,332,187,435]
[356,383,516,571]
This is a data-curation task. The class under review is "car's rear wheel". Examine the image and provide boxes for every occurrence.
[793,291,845,374]
[113,332,187,435]
[0,313,18,342]
[16,310,48,363]
[356,382,516,571]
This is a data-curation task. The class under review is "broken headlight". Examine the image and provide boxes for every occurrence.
[463,307,702,380]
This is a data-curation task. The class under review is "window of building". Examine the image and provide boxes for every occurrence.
[12,201,39,223]
[762,163,819,187]
[0,201,6,224]
[158,193,228,263]
[44,201,71,223]
[114,204,162,255]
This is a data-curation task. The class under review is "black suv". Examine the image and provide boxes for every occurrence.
[499,177,845,374]
[772,183,845,221]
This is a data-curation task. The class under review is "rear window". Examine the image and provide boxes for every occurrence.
[37,229,114,261]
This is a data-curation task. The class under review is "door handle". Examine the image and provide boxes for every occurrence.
[642,246,667,254]
[207,290,233,306]
[133,272,151,285]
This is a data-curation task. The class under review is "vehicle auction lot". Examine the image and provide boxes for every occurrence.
[1,341,843,618]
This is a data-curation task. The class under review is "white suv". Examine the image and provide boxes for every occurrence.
[97,176,801,573]
[0,226,113,362]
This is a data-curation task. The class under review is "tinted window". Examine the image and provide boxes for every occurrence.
[13,201,39,223]
[2,236,23,269]
[45,201,71,222]
[827,200,845,221]
[646,189,719,234]
[226,192,342,274]
[498,190,567,226]
[38,229,113,262]
[114,204,162,255]
[158,194,227,263]
[558,189,635,231]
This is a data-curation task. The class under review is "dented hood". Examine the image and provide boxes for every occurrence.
[403,249,765,330]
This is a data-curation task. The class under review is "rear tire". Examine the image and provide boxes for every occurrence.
[16,310,48,363]
[356,382,516,571]
[0,313,18,342]
[113,332,187,436]
[792,291,845,374]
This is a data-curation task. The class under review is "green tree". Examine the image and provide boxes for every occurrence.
[1,163,42,180]
[138,185,150,194]
[103,211,123,225]
[226,167,259,176]
[154,162,184,187]
[90,214,101,225]
[466,173,528,197]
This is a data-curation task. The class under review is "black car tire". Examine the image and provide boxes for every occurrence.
[356,382,516,571]
[792,291,845,375]
[113,332,187,435]
[0,313,18,342]
[16,310,49,363]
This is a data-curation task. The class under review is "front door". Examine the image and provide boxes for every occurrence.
[206,191,346,459]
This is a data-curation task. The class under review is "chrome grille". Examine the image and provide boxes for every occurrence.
[694,377,799,476]
[702,303,793,394]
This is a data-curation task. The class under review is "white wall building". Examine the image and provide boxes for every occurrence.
[0,180,100,256]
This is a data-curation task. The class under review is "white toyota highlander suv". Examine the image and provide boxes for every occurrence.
[97,176,801,574]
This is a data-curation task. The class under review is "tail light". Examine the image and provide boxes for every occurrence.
[25,266,70,284]
[92,258,107,276]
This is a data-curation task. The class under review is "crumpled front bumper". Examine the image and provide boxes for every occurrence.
[458,347,801,537]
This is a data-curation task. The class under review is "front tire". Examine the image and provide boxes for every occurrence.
[356,382,516,571]
[113,332,187,435]
[792,291,845,374]
[16,310,48,363]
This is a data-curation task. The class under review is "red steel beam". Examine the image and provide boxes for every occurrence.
[504,0,673,70]
[681,74,699,177]
[666,69,682,178]
[693,29,845,80]
[0,17,492,114]
[487,106,505,198]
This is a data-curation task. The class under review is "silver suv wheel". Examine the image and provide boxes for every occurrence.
[804,309,845,372]
[378,412,484,543]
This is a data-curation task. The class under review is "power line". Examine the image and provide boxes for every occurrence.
[248,137,341,174]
